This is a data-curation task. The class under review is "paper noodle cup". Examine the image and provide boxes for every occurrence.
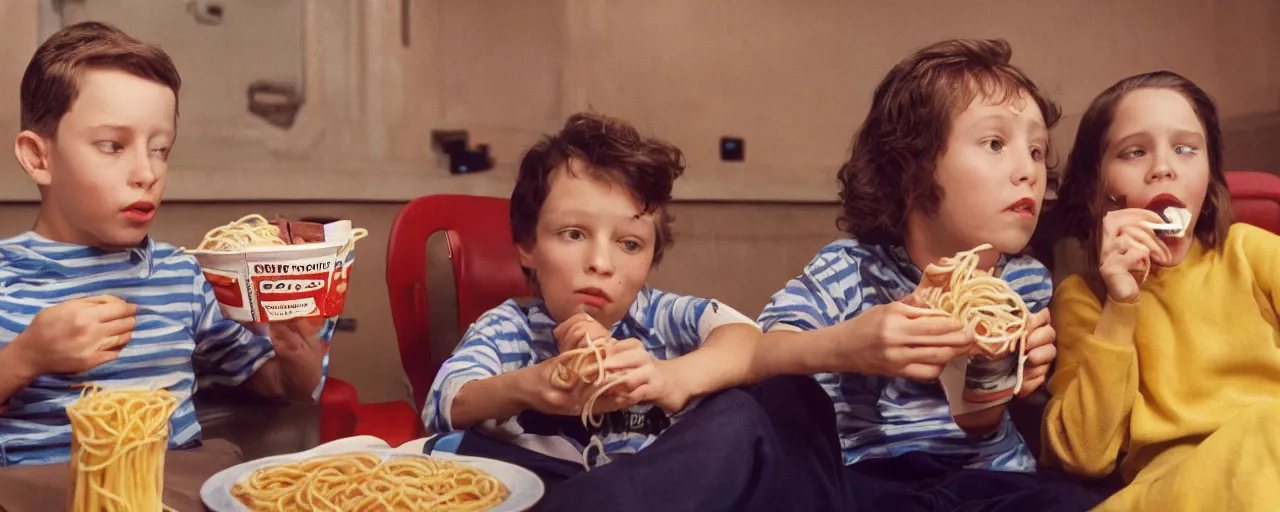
[939,354,1019,416]
[191,221,363,323]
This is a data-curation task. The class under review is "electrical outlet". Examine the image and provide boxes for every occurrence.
[720,137,744,162]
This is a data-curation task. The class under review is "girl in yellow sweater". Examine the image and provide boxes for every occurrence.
[1046,70,1280,511]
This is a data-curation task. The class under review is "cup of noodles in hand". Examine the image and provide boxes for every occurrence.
[189,215,367,322]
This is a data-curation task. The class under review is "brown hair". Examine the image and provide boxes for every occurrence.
[510,112,685,272]
[836,39,1062,245]
[1057,71,1233,276]
[20,21,181,137]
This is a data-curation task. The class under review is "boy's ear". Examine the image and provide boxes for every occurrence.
[14,130,53,186]
[516,241,535,269]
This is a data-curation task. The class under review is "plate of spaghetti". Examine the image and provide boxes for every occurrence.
[201,440,543,512]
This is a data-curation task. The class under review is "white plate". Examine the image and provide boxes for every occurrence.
[200,436,544,511]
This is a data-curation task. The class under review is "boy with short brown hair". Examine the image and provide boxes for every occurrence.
[424,112,849,511]
[0,21,326,466]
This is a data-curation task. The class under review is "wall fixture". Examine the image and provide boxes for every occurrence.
[247,81,304,129]
[184,0,224,25]
[432,130,494,174]
[720,136,745,162]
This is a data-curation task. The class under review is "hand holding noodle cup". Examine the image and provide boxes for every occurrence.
[190,215,367,323]
[910,244,1031,417]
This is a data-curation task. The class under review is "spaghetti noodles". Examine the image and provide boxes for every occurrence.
[549,332,628,470]
[67,386,179,512]
[195,214,288,251]
[228,452,509,512]
[913,244,1031,394]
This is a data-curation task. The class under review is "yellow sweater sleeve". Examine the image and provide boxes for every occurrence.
[1041,275,1141,478]
[1235,223,1280,315]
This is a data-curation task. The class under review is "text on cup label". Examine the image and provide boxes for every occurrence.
[258,279,326,293]
[252,261,332,274]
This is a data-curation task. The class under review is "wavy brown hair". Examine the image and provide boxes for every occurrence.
[1057,71,1234,275]
[21,21,181,137]
[510,113,686,273]
[836,39,1061,244]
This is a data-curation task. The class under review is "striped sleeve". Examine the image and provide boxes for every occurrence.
[190,272,275,388]
[644,291,718,355]
[758,248,862,332]
[1002,257,1054,313]
[422,307,529,433]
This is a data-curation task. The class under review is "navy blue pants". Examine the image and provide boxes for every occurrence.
[843,451,1103,511]
[442,375,848,512]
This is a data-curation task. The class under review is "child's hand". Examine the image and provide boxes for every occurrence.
[553,312,610,353]
[1017,308,1056,398]
[1099,209,1172,303]
[9,296,137,376]
[529,350,631,417]
[837,301,974,381]
[598,339,692,415]
[266,318,326,363]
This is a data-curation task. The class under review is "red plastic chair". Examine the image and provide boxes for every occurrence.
[316,195,530,446]
[387,194,532,420]
[318,366,418,445]
[1226,171,1280,234]
[318,377,358,441]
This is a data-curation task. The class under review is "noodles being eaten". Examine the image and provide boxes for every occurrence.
[549,333,629,471]
[913,244,1032,395]
[195,214,288,252]
[229,452,509,512]
[67,386,179,512]
[195,214,369,252]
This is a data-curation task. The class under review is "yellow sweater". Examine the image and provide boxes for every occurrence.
[1043,223,1280,509]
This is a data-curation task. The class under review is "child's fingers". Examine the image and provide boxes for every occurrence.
[600,394,632,413]
[99,315,137,338]
[553,313,591,342]
[99,331,133,352]
[1028,308,1051,330]
[1119,225,1171,263]
[626,384,660,404]
[896,303,951,319]
[1025,324,1056,352]
[290,317,325,338]
[904,326,973,348]
[904,345,967,365]
[601,350,651,373]
[1022,361,1051,382]
[604,367,652,395]
[904,316,967,337]
[91,350,125,369]
[267,323,307,352]
[603,338,645,358]
[1102,208,1163,238]
[899,293,927,309]
[93,299,138,322]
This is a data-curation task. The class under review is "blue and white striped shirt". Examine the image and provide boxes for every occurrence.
[757,239,1052,473]
[0,232,312,466]
[424,288,748,465]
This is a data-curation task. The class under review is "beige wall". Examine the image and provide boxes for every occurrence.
[2,1,1278,202]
